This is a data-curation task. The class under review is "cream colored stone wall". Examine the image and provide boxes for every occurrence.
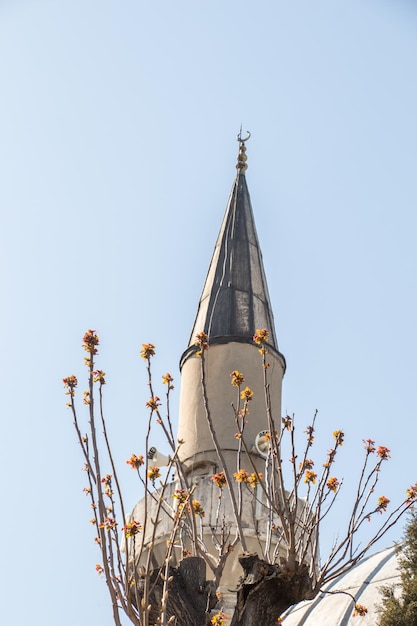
[129,465,316,617]
[177,342,285,473]
[130,476,284,589]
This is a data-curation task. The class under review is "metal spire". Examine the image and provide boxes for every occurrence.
[181,134,284,368]
[236,127,251,172]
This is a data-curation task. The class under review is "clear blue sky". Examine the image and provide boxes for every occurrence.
[1,2,417,624]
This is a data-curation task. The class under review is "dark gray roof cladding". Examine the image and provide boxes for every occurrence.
[186,169,281,354]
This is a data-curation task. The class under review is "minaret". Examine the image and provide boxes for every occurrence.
[177,133,286,476]
[132,135,287,613]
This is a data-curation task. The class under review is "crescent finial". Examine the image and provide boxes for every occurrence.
[237,128,251,144]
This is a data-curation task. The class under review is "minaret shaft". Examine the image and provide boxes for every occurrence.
[178,341,284,473]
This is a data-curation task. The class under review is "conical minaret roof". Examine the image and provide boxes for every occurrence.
[182,134,285,368]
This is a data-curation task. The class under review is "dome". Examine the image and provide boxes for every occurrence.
[281,546,400,625]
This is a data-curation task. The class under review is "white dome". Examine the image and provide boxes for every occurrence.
[281,546,400,625]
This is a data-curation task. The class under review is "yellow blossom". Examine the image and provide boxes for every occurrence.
[377,495,390,513]
[83,330,99,355]
[122,520,142,537]
[140,343,156,359]
[333,430,344,446]
[353,604,368,617]
[211,472,227,489]
[406,484,417,502]
[126,454,144,469]
[299,459,314,471]
[234,469,249,483]
[147,466,161,483]
[173,489,188,504]
[162,372,174,386]
[146,396,161,411]
[195,331,209,354]
[240,387,254,401]
[253,328,269,344]
[63,375,78,397]
[247,472,263,488]
[253,328,269,353]
[304,470,317,485]
[99,517,117,531]
[191,500,205,517]
[92,370,106,384]
[327,477,339,493]
[230,370,245,387]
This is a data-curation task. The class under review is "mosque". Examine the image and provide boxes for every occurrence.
[133,134,400,624]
